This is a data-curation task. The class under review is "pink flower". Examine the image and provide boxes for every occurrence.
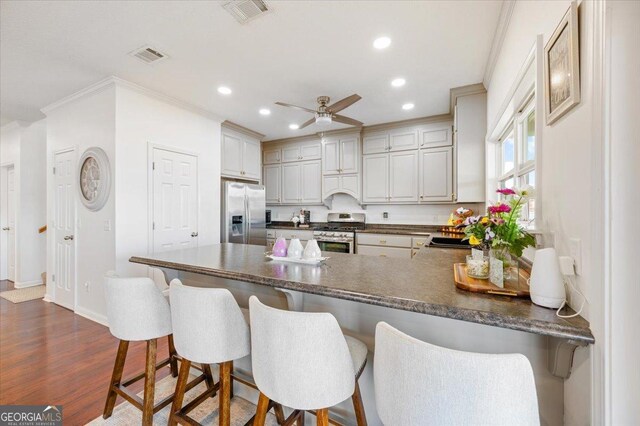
[496,188,516,196]
[488,203,512,214]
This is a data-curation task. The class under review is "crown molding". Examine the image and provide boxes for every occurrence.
[483,0,516,89]
[222,121,265,140]
[316,127,363,138]
[363,114,452,134]
[263,133,320,145]
[449,83,487,113]
[0,120,30,131]
[42,76,225,123]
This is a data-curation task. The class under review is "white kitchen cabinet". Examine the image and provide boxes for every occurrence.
[420,147,453,202]
[280,160,322,205]
[421,127,452,149]
[362,154,389,203]
[389,151,419,202]
[455,92,486,202]
[221,128,261,180]
[389,129,419,151]
[356,245,412,259]
[363,133,389,155]
[263,164,281,204]
[282,141,322,162]
[323,174,360,200]
[263,148,281,165]
[282,145,301,163]
[322,134,360,175]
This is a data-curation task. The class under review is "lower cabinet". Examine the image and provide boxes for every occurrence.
[356,233,428,259]
[356,245,412,259]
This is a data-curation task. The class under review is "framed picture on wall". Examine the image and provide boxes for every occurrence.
[544,1,580,125]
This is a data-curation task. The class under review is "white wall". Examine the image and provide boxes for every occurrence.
[0,122,21,281]
[45,85,117,320]
[608,1,640,422]
[270,193,484,225]
[114,84,222,278]
[486,1,604,424]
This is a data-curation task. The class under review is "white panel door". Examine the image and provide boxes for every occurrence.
[263,165,281,204]
[221,132,243,177]
[242,139,261,180]
[389,130,419,151]
[420,147,453,202]
[53,150,76,310]
[300,160,322,203]
[362,154,389,203]
[340,138,359,174]
[281,163,301,204]
[322,140,340,175]
[389,151,419,202]
[153,148,198,252]
[6,167,16,281]
[363,133,389,155]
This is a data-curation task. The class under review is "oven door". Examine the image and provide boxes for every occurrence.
[317,239,353,254]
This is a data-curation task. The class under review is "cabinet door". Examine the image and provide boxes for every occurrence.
[340,137,359,174]
[263,165,281,204]
[221,132,243,177]
[389,130,418,151]
[420,147,453,202]
[281,163,301,204]
[389,151,419,202]
[421,127,451,149]
[323,175,340,199]
[455,93,486,202]
[242,139,261,180]
[282,145,301,163]
[300,142,321,160]
[322,140,340,175]
[341,174,360,199]
[363,133,389,155]
[300,160,322,203]
[362,154,389,203]
[263,148,281,165]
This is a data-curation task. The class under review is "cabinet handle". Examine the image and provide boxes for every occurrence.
[380,254,387,257]
[416,242,424,246]
[420,195,424,199]
[379,240,386,244]
[191,232,199,237]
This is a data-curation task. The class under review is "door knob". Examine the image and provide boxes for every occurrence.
[64,235,74,241]
[191,232,198,237]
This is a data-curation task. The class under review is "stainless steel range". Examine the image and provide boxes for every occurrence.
[313,213,365,254]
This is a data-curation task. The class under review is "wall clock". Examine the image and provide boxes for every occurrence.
[77,147,111,211]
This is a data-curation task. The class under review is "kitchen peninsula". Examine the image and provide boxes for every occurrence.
[131,243,593,426]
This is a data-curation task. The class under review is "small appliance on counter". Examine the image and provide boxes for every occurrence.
[529,248,566,308]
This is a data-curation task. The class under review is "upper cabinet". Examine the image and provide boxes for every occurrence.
[363,129,418,154]
[420,147,453,202]
[322,133,360,175]
[454,92,487,202]
[221,123,264,181]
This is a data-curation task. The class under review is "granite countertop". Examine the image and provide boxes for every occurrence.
[130,243,594,345]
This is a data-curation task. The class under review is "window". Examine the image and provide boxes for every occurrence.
[496,97,536,223]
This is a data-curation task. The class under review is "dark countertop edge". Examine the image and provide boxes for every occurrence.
[130,256,595,345]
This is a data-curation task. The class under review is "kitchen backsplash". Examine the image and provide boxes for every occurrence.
[269,193,485,225]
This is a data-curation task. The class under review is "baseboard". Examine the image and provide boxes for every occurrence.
[14,279,44,289]
[74,306,109,327]
[43,294,53,303]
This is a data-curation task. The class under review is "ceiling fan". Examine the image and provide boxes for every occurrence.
[275,94,363,129]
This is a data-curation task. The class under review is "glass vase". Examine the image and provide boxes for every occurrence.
[490,246,520,288]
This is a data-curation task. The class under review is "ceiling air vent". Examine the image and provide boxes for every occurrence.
[130,46,168,64]
[223,0,270,24]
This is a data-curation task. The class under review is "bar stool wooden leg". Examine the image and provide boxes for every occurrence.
[229,360,235,399]
[296,410,305,426]
[203,363,216,396]
[103,340,129,419]
[219,361,233,426]
[168,358,192,426]
[142,339,158,426]
[168,334,179,378]
[351,381,368,426]
[273,404,285,424]
[316,409,329,426]
[253,392,271,426]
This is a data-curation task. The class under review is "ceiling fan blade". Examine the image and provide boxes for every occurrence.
[298,117,315,129]
[333,114,363,127]
[275,102,316,114]
[327,94,361,113]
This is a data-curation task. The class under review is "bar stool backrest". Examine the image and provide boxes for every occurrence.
[104,275,172,341]
[374,322,540,426]
[169,279,250,364]
[249,296,355,410]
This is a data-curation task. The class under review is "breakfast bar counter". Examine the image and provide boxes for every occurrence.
[130,243,593,345]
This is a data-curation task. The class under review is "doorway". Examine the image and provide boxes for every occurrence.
[53,148,76,310]
[150,146,199,254]
[1,164,16,282]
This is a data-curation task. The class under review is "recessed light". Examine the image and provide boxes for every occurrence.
[289,124,299,130]
[402,103,415,110]
[391,78,406,87]
[217,86,232,95]
[373,36,391,50]
[259,108,271,116]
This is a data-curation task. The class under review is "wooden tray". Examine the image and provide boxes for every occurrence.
[453,263,531,298]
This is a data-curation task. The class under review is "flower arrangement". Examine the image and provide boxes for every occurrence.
[447,207,474,227]
[461,187,536,258]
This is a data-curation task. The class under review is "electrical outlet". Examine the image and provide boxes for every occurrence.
[569,238,582,275]
[383,212,389,219]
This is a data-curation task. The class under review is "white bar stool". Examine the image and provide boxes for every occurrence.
[249,296,368,426]
[103,276,210,425]
[374,322,540,426]
[168,279,285,426]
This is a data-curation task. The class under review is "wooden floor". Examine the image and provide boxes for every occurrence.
[0,280,172,425]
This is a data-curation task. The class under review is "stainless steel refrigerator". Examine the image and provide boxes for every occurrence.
[221,181,266,245]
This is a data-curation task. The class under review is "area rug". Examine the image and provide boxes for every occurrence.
[86,372,279,426]
[0,285,45,303]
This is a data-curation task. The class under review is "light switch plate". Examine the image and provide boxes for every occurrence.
[569,238,582,275]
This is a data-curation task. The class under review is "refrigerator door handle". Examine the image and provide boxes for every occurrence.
[244,191,249,244]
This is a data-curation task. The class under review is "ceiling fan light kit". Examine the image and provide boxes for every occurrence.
[276,94,363,130]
